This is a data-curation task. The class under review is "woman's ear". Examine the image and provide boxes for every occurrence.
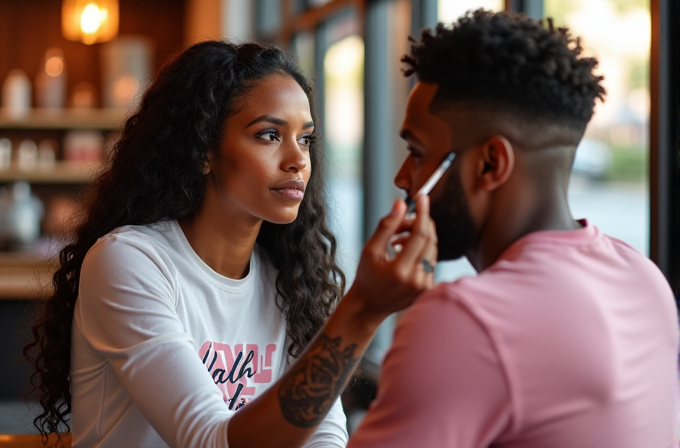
[203,152,213,175]
[477,135,515,192]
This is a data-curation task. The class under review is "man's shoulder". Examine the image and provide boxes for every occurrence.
[417,271,511,306]
[410,278,494,323]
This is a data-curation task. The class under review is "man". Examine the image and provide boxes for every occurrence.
[228,9,676,448]
[346,9,678,448]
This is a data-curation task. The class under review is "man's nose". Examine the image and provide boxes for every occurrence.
[393,159,412,191]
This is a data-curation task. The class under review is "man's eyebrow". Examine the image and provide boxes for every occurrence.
[400,129,421,144]
[245,114,314,129]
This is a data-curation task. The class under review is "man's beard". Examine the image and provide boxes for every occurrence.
[429,166,477,262]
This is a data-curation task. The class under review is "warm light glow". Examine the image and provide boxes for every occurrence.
[45,56,64,77]
[81,3,104,33]
[112,75,140,107]
[62,0,118,45]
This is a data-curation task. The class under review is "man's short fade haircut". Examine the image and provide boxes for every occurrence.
[402,9,606,132]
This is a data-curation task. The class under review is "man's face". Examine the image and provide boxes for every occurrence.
[394,82,478,261]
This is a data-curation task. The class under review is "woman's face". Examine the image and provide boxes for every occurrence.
[205,74,314,225]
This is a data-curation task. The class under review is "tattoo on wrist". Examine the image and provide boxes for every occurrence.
[278,333,359,428]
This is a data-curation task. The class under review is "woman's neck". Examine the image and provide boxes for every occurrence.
[178,203,262,280]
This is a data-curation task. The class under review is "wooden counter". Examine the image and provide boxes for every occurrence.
[0,253,55,299]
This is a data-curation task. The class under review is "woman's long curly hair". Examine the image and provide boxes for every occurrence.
[23,40,346,435]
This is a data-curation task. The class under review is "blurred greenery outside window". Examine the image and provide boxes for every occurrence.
[545,0,650,254]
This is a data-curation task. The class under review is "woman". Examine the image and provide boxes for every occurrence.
[24,40,436,448]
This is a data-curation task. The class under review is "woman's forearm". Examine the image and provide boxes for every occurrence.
[227,290,381,448]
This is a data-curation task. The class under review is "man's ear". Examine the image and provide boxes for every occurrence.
[477,135,514,192]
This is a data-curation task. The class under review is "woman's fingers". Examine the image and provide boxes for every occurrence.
[395,195,436,268]
[416,216,438,287]
[350,195,437,319]
[363,199,407,261]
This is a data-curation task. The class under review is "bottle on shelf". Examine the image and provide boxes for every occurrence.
[1,69,31,118]
[0,139,11,170]
[0,181,44,252]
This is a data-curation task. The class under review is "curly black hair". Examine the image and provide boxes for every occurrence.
[402,9,606,131]
[23,40,345,435]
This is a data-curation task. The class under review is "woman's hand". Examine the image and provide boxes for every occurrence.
[347,194,438,324]
[227,195,437,448]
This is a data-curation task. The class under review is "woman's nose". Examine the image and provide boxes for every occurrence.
[281,141,308,173]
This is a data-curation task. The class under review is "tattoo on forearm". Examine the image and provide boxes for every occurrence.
[278,333,359,428]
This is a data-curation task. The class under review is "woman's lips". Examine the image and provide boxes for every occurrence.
[271,179,305,200]
[273,189,304,199]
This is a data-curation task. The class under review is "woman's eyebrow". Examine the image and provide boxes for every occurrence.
[246,114,287,127]
[245,114,314,129]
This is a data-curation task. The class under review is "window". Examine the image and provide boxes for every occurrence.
[545,0,651,254]
[322,26,365,281]
[438,0,503,22]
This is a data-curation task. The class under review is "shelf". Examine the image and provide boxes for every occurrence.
[0,108,128,130]
[0,161,100,183]
[0,253,55,299]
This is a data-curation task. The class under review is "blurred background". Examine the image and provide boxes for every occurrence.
[0,0,677,436]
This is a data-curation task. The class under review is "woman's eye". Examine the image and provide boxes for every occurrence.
[256,129,281,142]
[298,134,315,147]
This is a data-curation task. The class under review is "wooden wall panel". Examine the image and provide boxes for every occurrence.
[0,0,185,108]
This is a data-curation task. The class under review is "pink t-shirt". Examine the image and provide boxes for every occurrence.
[349,221,678,448]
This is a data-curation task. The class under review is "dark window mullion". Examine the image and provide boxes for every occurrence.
[650,0,680,300]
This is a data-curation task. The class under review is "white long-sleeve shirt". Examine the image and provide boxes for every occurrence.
[71,220,348,447]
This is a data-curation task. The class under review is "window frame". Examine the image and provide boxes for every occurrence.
[650,0,680,302]
[259,0,679,303]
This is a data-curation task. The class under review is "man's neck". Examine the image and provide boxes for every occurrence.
[473,188,580,271]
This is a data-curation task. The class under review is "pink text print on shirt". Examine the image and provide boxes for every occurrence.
[199,341,277,410]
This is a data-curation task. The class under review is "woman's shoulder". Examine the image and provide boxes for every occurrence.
[86,220,181,270]
[98,220,176,249]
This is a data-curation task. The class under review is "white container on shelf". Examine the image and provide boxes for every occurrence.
[35,48,67,109]
[0,181,44,250]
[2,69,32,118]
[63,130,104,165]
[37,139,57,170]
[100,35,155,111]
[0,139,11,170]
[17,139,38,170]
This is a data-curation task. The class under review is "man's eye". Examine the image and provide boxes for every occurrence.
[407,146,423,159]
[256,129,281,142]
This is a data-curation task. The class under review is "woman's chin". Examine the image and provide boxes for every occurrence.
[264,210,300,225]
